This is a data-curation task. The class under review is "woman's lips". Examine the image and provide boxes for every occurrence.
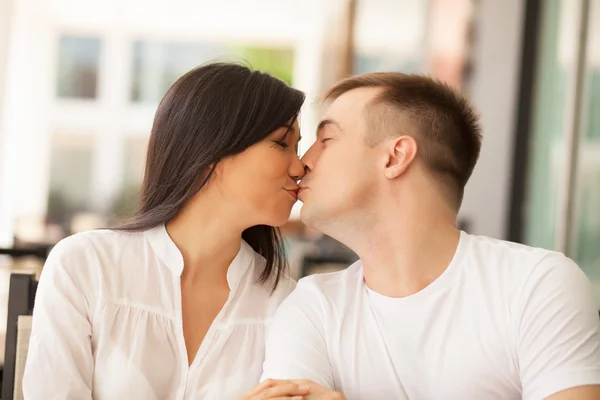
[285,189,298,201]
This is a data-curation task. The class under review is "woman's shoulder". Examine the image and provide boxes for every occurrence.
[233,244,296,316]
[41,229,156,297]
[267,271,297,304]
[51,228,140,254]
[45,228,148,275]
[38,231,115,299]
[245,246,296,295]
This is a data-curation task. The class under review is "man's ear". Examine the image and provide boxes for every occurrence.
[383,135,418,179]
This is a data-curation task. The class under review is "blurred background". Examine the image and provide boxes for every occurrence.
[0,0,598,374]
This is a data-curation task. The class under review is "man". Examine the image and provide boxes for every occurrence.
[261,73,600,399]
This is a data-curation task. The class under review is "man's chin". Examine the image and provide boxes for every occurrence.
[299,204,314,227]
[299,204,324,231]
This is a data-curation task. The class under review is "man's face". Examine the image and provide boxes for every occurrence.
[299,88,381,230]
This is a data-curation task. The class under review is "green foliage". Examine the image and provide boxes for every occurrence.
[231,45,295,85]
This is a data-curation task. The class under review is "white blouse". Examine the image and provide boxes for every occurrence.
[22,225,296,400]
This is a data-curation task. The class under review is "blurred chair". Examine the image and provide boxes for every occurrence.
[2,273,37,400]
[301,254,355,277]
[299,233,357,278]
[12,316,31,400]
[0,247,50,261]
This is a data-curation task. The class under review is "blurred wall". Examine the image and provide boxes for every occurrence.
[0,0,15,246]
[0,0,11,127]
[0,0,333,245]
[460,0,526,239]
[0,0,530,244]
[0,0,54,247]
[0,0,435,243]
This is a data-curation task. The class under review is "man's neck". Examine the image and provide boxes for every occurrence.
[327,199,461,298]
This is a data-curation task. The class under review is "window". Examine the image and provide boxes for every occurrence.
[56,35,101,99]
[352,0,427,75]
[523,0,575,250]
[520,0,600,302]
[353,54,420,74]
[570,0,600,289]
[47,133,94,227]
[131,41,224,103]
[110,136,148,218]
[131,40,295,103]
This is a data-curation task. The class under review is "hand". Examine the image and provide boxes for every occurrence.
[237,379,311,400]
[290,380,345,400]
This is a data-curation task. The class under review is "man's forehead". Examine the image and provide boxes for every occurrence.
[324,87,382,119]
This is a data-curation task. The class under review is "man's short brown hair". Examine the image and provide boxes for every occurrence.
[325,72,482,209]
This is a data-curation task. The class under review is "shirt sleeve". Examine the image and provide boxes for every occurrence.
[517,254,600,400]
[261,280,335,389]
[23,235,97,400]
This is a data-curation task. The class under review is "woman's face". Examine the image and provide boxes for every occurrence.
[216,119,305,227]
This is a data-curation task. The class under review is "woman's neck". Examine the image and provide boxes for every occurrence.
[166,190,246,286]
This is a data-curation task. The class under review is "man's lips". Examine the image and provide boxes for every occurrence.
[297,186,308,198]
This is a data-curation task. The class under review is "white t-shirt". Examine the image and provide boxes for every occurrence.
[23,225,295,400]
[262,231,600,399]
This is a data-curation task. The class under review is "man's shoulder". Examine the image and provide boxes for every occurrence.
[466,233,568,274]
[468,233,560,256]
[463,233,583,300]
[276,261,363,313]
[297,260,363,293]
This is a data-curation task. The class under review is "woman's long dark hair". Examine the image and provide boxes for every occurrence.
[118,62,305,290]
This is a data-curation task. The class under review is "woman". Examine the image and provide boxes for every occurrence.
[23,63,312,399]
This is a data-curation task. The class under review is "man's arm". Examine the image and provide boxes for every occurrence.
[261,280,336,389]
[546,385,600,400]
[517,254,600,400]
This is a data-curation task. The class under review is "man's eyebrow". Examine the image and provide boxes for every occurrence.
[316,119,343,137]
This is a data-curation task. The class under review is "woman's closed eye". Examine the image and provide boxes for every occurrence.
[274,140,289,149]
